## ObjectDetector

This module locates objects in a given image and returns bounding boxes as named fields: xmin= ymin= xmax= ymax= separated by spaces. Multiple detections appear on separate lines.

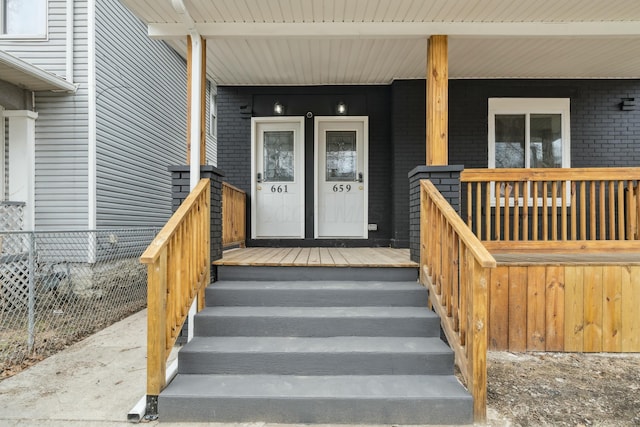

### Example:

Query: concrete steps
xmin=207 ymin=280 xmax=428 ymax=307
xmin=193 ymin=306 xmax=440 ymax=337
xmin=159 ymin=266 xmax=472 ymax=424
xmin=177 ymin=336 xmax=453 ymax=375
xmin=160 ymin=374 xmax=472 ymax=424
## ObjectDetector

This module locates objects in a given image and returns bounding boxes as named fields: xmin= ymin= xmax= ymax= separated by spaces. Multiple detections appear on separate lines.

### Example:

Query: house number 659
xmin=270 ymin=185 xmax=288 ymax=193
xmin=332 ymin=184 xmax=352 ymax=192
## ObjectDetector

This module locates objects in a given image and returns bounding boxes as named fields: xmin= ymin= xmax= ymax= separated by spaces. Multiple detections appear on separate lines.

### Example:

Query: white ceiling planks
xmin=119 ymin=0 xmax=640 ymax=84
xmin=132 ymin=0 xmax=640 ymax=24
xmin=449 ymin=37 xmax=640 ymax=79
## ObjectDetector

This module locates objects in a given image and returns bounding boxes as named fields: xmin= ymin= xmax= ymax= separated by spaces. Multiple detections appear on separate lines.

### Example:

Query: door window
xmin=325 ymin=131 xmax=356 ymax=182
xmin=263 ymin=131 xmax=294 ymax=182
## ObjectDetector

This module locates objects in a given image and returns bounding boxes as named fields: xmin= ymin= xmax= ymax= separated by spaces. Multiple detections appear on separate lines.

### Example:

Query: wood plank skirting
xmin=213 ymin=247 xmax=417 ymax=268
xmin=487 ymin=253 xmax=640 ymax=353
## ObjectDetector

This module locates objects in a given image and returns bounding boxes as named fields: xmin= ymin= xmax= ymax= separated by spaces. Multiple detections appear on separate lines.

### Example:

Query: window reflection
xmin=263 ymin=131 xmax=294 ymax=182
xmin=326 ymin=131 xmax=356 ymax=182
xmin=530 ymin=114 xmax=562 ymax=168
xmin=495 ymin=115 xmax=525 ymax=168
xmin=4 ymin=0 xmax=46 ymax=35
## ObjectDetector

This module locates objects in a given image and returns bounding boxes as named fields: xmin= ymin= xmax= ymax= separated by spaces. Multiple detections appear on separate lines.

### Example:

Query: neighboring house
xmin=0 ymin=0 xmax=217 ymax=232
xmin=120 ymin=0 xmax=640 ymax=249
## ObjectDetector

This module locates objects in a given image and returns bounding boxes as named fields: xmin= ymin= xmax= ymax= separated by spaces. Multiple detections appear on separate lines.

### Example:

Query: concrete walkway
xmin=0 ymin=309 xmax=468 ymax=427
xmin=0 ymin=310 xmax=148 ymax=426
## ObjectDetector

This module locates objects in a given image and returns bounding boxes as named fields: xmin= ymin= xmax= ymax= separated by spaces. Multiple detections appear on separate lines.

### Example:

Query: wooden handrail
xmin=420 ymin=179 xmax=496 ymax=422
xmin=461 ymin=168 xmax=640 ymax=242
xmin=140 ymin=178 xmax=211 ymax=401
xmin=222 ymin=182 xmax=246 ymax=248
xmin=461 ymin=167 xmax=640 ymax=182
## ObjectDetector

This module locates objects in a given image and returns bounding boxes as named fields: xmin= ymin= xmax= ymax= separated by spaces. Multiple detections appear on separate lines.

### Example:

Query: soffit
xmin=0 ymin=51 xmax=76 ymax=92
xmin=120 ymin=0 xmax=640 ymax=84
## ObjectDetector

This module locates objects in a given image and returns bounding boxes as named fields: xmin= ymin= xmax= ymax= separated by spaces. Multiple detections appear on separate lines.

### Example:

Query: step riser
xmin=159 ymin=396 xmax=473 ymax=424
xmin=207 ymin=288 xmax=428 ymax=307
xmin=178 ymin=352 xmax=452 ymax=375
xmin=194 ymin=317 xmax=440 ymax=337
xmin=216 ymin=265 xmax=418 ymax=282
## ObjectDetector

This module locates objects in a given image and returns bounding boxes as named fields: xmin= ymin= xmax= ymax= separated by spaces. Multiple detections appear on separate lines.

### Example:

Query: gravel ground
xmin=485 ymin=351 xmax=640 ymax=426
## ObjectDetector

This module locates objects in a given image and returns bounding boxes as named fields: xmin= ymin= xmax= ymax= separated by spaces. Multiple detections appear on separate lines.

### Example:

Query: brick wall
xmin=449 ymin=79 xmax=640 ymax=168
xmin=391 ymin=80 xmax=426 ymax=248
xmin=217 ymin=79 xmax=640 ymax=249
xmin=169 ymin=165 xmax=224 ymax=263
xmin=408 ymin=166 xmax=463 ymax=263
xmin=217 ymin=86 xmax=392 ymax=246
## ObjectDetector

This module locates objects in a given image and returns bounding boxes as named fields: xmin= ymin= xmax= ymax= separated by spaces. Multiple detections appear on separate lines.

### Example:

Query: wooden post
xmin=186 ymin=35 xmax=207 ymax=165
xmin=147 ymin=250 xmax=167 ymax=397
xmin=471 ymin=259 xmax=488 ymax=422
xmin=426 ymin=35 xmax=449 ymax=166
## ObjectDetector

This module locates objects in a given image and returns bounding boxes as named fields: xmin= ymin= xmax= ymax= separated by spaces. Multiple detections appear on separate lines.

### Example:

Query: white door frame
xmin=314 ymin=116 xmax=369 ymax=239
xmin=251 ymin=116 xmax=305 ymax=239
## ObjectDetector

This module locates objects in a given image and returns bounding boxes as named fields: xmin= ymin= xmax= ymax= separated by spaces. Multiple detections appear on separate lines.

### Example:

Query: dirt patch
xmin=485 ymin=351 xmax=640 ymax=426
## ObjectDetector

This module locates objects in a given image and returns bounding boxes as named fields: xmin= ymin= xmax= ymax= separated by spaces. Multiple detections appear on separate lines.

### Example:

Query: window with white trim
xmin=1 ymin=0 xmax=46 ymax=37
xmin=488 ymin=98 xmax=571 ymax=205
xmin=209 ymin=86 xmax=217 ymax=139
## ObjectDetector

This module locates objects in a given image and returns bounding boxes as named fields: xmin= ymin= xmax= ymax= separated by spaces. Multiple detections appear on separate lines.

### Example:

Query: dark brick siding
xmin=218 ymin=79 xmax=640 ymax=248
xmin=449 ymin=79 xmax=640 ymax=168
xmin=169 ymin=165 xmax=224 ymax=262
xmin=218 ymin=86 xmax=392 ymax=246
xmin=391 ymin=80 xmax=426 ymax=247
xmin=408 ymin=166 xmax=463 ymax=263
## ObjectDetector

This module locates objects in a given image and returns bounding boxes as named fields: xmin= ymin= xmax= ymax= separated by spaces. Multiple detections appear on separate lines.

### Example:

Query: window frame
xmin=209 ymin=84 xmax=217 ymax=139
xmin=488 ymin=98 xmax=571 ymax=207
xmin=0 ymin=0 xmax=48 ymax=39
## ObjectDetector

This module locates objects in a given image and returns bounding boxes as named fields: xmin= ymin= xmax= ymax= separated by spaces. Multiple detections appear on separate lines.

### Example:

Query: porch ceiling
xmin=120 ymin=0 xmax=640 ymax=84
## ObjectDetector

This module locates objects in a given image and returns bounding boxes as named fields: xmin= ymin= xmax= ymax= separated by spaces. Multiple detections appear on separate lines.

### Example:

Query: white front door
xmin=315 ymin=117 xmax=368 ymax=238
xmin=251 ymin=117 xmax=305 ymax=239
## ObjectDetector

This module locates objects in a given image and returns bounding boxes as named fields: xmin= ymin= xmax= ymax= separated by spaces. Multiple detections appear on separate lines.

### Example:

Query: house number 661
xmin=270 ymin=185 xmax=288 ymax=193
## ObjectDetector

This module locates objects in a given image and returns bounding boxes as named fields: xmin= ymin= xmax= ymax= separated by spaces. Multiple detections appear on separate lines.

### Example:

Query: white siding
xmin=95 ymin=0 xmax=188 ymax=227
xmin=0 ymin=0 xmax=69 ymax=78
xmin=34 ymin=0 xmax=90 ymax=230
xmin=0 ymin=0 xmax=88 ymax=230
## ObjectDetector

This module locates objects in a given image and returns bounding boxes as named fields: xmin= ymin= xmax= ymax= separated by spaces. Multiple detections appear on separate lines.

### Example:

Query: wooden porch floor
xmin=213 ymin=247 xmax=417 ymax=268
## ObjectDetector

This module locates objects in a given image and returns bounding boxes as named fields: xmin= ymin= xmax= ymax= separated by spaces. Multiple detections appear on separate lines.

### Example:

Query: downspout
xmin=87 ymin=0 xmax=96 ymax=233
xmin=172 ymin=0 xmax=202 ymax=191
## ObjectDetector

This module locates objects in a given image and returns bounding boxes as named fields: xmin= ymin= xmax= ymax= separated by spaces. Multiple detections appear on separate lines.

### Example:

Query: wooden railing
xmin=420 ymin=180 xmax=496 ymax=422
xmin=222 ymin=182 xmax=246 ymax=248
xmin=140 ymin=178 xmax=211 ymax=401
xmin=461 ymin=168 xmax=640 ymax=244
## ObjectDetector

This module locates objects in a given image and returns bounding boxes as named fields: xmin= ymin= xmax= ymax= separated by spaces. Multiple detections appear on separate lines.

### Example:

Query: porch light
xmin=273 ymin=101 xmax=285 ymax=115
xmin=336 ymin=101 xmax=347 ymax=115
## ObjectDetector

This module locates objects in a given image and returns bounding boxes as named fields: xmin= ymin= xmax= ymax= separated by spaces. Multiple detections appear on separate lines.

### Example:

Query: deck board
xmin=213 ymin=247 xmax=416 ymax=268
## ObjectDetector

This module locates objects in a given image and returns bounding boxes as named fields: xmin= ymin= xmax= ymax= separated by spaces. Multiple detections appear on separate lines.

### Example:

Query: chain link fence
xmin=0 ymin=228 xmax=158 ymax=379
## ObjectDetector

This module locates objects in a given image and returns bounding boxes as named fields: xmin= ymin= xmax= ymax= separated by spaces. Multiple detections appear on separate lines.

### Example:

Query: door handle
xmin=358 ymin=172 xmax=363 ymax=183
xmin=257 ymin=172 xmax=263 ymax=183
